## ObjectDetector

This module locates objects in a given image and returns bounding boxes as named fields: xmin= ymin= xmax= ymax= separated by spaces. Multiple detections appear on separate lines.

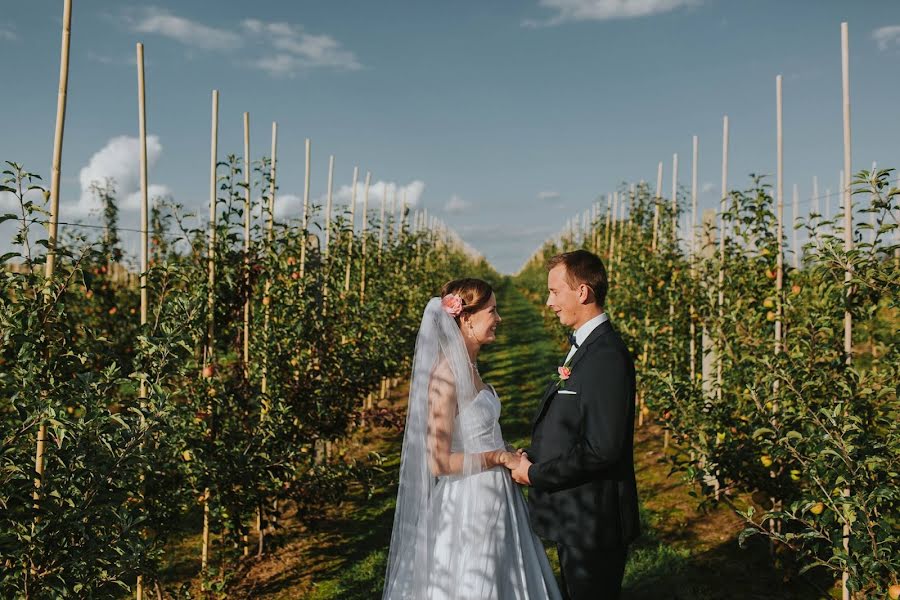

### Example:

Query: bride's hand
xmin=498 ymin=451 xmax=520 ymax=470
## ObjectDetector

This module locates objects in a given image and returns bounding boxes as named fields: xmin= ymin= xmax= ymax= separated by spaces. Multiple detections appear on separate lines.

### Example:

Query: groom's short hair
xmin=547 ymin=250 xmax=608 ymax=307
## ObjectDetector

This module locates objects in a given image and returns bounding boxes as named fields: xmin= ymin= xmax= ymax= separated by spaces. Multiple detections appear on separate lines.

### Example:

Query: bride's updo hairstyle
xmin=439 ymin=278 xmax=493 ymax=326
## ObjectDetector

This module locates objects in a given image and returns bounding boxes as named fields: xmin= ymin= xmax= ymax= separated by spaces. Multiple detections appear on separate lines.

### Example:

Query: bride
xmin=382 ymin=278 xmax=561 ymax=599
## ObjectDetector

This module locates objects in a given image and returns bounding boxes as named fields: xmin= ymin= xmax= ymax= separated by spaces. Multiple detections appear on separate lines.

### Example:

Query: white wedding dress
xmin=426 ymin=385 xmax=561 ymax=600
xmin=382 ymin=297 xmax=561 ymax=600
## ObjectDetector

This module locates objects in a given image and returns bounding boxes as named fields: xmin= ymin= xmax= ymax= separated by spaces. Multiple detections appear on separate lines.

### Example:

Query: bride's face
xmin=462 ymin=292 xmax=501 ymax=345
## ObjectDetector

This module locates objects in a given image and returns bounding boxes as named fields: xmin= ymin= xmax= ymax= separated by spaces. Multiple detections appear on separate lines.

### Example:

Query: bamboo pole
xmin=242 ymin=113 xmax=251 ymax=380
xmin=840 ymin=22 xmax=852 ymax=600
xmin=137 ymin=44 xmax=149 ymax=395
xmin=665 ymin=153 xmax=678 ymax=451
xmin=400 ymin=190 xmax=407 ymax=240
xmin=360 ymin=172 xmax=371 ymax=300
xmin=603 ymin=193 xmax=612 ymax=257
xmin=388 ymin=187 xmax=397 ymax=245
xmin=775 ymin=75 xmax=784 ymax=357
xmin=34 ymin=0 xmax=72 ymax=527
xmin=257 ymin=120 xmax=276 ymax=558
xmin=241 ymin=112 xmax=252 ymax=557
xmin=344 ymin=167 xmax=358 ymax=294
xmin=792 ymin=183 xmax=800 ymax=268
xmin=324 ymin=156 xmax=335 ymax=255
xmin=201 ymin=89 xmax=219 ymax=574
xmin=378 ymin=183 xmax=386 ymax=259
xmin=322 ymin=155 xmax=335 ymax=316
xmin=671 ymin=153 xmax=678 ymax=240
xmin=608 ymin=192 xmax=618 ymax=280
xmin=812 ymin=176 xmax=820 ymax=217
xmin=717 ymin=116 xmax=729 ymax=403
xmin=261 ymin=122 xmax=277 ymax=397
xmin=299 ymin=138 xmax=311 ymax=278
xmin=135 ymin=41 xmax=150 ymax=600
xmin=652 ymin=162 xmax=662 ymax=252
xmin=617 ymin=194 xmax=625 ymax=269
xmin=689 ymin=135 xmax=698 ymax=384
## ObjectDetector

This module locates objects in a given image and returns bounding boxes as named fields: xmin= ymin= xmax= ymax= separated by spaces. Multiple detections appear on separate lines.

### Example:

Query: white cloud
xmin=0 ymin=188 xmax=42 ymax=212
xmin=329 ymin=179 xmax=425 ymax=210
xmin=74 ymin=135 xmax=170 ymax=217
xmin=117 ymin=8 xmax=361 ymax=77
xmin=537 ymin=190 xmax=561 ymax=200
xmin=444 ymin=195 xmax=471 ymax=214
xmin=0 ymin=25 xmax=17 ymax=42
xmin=273 ymin=193 xmax=304 ymax=220
xmin=873 ymin=25 xmax=900 ymax=51
xmin=700 ymin=181 xmax=716 ymax=194
xmin=125 ymin=7 xmax=242 ymax=50
xmin=242 ymin=19 xmax=361 ymax=76
xmin=525 ymin=0 xmax=700 ymax=27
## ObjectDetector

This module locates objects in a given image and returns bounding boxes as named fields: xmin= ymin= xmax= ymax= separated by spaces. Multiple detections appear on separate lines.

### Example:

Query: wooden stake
xmin=689 ymin=135 xmax=698 ymax=384
xmin=665 ymin=152 xmax=678 ymax=452
xmin=299 ymin=138 xmax=311 ymax=278
xmin=35 ymin=0 xmax=72 ymax=525
xmin=344 ymin=167 xmax=358 ymax=294
xmin=775 ymin=76 xmax=784 ymax=357
xmin=323 ymin=156 xmax=335 ymax=256
xmin=717 ymin=116 xmax=729 ymax=402
xmin=608 ymin=192 xmax=618 ymax=279
xmin=840 ymin=23 xmax=853 ymax=600
xmin=137 ymin=43 xmax=149 ymax=395
xmin=360 ymin=172 xmax=371 ymax=300
xmin=812 ymin=176 xmax=820 ymax=218
xmin=388 ymin=187 xmax=396 ymax=245
xmin=378 ymin=183 xmax=386 ymax=259
xmin=652 ymin=162 xmax=662 ymax=252
xmin=261 ymin=122 xmax=277 ymax=397
xmin=268 ymin=122 xmax=277 ymax=245
xmin=242 ymin=113 xmax=251 ymax=381
xmin=792 ymin=183 xmax=800 ymax=268
xmin=605 ymin=193 xmax=612 ymax=258
xmin=671 ymin=153 xmax=678 ymax=240
xmin=201 ymin=89 xmax=219 ymax=574
xmin=135 ymin=40 xmax=149 ymax=600
xmin=241 ymin=112 xmax=252 ymax=557
xmin=321 ymin=155 xmax=334 ymax=314
xmin=257 ymin=120 xmax=276 ymax=557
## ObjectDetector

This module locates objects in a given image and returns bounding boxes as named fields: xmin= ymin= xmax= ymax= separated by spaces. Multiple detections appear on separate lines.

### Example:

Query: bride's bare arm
xmin=427 ymin=359 xmax=517 ymax=476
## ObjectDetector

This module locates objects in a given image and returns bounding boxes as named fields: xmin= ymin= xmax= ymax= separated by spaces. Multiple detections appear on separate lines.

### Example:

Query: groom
xmin=511 ymin=249 xmax=640 ymax=600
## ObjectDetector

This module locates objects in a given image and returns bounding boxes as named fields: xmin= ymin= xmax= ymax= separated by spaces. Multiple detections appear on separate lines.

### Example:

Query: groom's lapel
xmin=531 ymin=320 xmax=613 ymax=428
xmin=531 ymin=381 xmax=558 ymax=429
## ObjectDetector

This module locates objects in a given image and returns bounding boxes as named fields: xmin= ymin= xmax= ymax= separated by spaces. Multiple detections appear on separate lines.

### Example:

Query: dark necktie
xmin=567 ymin=333 xmax=579 ymax=348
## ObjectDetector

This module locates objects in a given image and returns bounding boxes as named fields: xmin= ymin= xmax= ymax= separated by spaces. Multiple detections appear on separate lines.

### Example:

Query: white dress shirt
xmin=564 ymin=312 xmax=609 ymax=364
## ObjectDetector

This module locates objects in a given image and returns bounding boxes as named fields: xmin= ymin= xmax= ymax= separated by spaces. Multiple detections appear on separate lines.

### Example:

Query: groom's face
xmin=546 ymin=265 xmax=579 ymax=328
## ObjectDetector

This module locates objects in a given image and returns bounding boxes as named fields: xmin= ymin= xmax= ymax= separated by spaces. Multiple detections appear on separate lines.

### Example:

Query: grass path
xmin=219 ymin=279 xmax=829 ymax=599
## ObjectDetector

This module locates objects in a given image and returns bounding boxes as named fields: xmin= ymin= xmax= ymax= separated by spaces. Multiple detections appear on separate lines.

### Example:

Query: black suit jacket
xmin=526 ymin=319 xmax=640 ymax=551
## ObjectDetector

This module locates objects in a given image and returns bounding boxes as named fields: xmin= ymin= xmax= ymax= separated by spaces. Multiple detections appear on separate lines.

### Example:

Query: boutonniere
xmin=551 ymin=361 xmax=572 ymax=389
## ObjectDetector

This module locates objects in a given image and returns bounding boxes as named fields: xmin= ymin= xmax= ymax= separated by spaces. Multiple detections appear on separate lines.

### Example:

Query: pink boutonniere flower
xmin=551 ymin=361 xmax=573 ymax=389
xmin=441 ymin=294 xmax=464 ymax=318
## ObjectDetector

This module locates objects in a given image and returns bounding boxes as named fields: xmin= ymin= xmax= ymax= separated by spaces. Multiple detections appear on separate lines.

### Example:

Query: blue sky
xmin=2 ymin=0 xmax=899 ymax=273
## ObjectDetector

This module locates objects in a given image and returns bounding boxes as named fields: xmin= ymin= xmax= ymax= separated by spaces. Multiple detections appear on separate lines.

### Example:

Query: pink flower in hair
xmin=441 ymin=294 xmax=464 ymax=318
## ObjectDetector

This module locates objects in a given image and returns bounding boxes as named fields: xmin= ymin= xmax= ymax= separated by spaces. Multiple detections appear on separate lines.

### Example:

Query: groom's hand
xmin=511 ymin=455 xmax=533 ymax=486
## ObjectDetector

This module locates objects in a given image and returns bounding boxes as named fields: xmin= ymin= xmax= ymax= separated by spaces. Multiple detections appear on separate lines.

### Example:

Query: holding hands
xmin=498 ymin=447 xmax=532 ymax=486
